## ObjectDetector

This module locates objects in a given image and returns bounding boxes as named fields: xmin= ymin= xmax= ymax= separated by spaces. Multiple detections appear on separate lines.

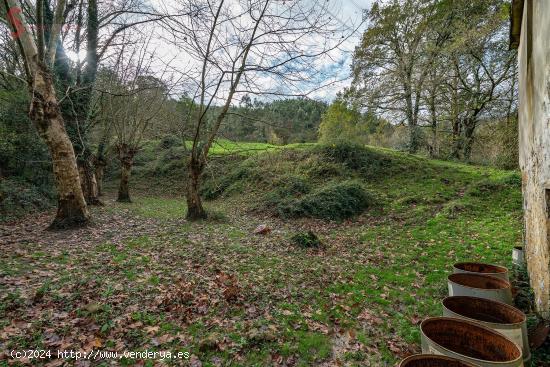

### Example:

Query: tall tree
xmin=1 ymin=0 xmax=90 ymax=228
xmin=352 ymin=0 xmax=439 ymax=153
xmin=166 ymin=0 xmax=351 ymax=220
xmin=445 ymin=1 xmax=515 ymax=160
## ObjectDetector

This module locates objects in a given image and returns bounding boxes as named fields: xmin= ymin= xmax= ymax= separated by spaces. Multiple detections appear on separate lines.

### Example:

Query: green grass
xmin=2 ymin=142 xmax=543 ymax=366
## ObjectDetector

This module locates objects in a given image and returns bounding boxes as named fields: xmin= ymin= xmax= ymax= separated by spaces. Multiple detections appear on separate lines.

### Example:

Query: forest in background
xmin=0 ymin=0 xmax=518 ymax=221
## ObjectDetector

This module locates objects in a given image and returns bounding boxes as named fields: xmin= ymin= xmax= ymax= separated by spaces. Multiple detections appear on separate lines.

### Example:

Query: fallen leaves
xmin=357 ymin=309 xmax=383 ymax=326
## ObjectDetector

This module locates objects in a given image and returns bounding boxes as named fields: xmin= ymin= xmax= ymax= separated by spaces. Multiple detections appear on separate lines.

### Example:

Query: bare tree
xmin=96 ymin=38 xmax=169 ymax=202
xmin=165 ymin=0 xmax=352 ymax=219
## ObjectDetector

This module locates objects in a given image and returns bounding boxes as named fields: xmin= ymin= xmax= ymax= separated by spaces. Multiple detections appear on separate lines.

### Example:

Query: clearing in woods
xmin=1 ymin=143 xmax=532 ymax=366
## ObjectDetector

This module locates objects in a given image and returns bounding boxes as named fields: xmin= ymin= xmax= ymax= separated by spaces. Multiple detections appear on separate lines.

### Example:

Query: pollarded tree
xmin=96 ymin=40 xmax=169 ymax=202
xmin=1 ymin=0 xmax=90 ymax=228
xmin=165 ymin=0 xmax=353 ymax=220
xmin=53 ymin=0 xmax=166 ymax=205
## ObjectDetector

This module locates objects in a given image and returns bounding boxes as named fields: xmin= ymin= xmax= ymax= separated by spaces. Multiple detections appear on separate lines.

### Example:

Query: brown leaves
xmin=157 ymin=280 xmax=197 ymax=320
xmin=357 ymin=309 xmax=383 ymax=326
xmin=215 ymin=271 xmax=242 ymax=303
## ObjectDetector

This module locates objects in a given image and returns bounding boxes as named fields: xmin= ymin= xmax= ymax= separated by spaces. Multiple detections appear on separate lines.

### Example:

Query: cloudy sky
xmin=308 ymin=0 xmax=371 ymax=101
xmin=75 ymin=0 xmax=374 ymax=103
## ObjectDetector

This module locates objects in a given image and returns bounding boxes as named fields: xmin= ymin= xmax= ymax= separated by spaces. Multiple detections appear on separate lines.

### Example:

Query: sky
xmin=309 ymin=0 xmax=372 ymax=101
xmin=148 ymin=0 xmax=373 ymax=103
xmin=65 ymin=0 xmax=372 ymax=103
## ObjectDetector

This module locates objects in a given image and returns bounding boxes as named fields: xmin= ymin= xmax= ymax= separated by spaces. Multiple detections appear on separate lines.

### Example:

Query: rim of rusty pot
xmin=453 ymin=262 xmax=508 ymax=276
xmin=399 ymin=354 xmax=477 ymax=366
xmin=420 ymin=317 xmax=522 ymax=364
xmin=447 ymin=273 xmax=511 ymax=290
xmin=442 ymin=296 xmax=526 ymax=326
xmin=513 ymin=246 xmax=523 ymax=250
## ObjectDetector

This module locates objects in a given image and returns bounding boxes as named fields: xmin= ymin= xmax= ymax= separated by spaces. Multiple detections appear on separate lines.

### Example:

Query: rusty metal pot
xmin=512 ymin=247 xmax=525 ymax=266
xmin=399 ymin=354 xmax=477 ymax=366
xmin=453 ymin=262 xmax=509 ymax=281
xmin=447 ymin=273 xmax=513 ymax=305
xmin=442 ymin=296 xmax=530 ymax=363
xmin=420 ymin=317 xmax=523 ymax=367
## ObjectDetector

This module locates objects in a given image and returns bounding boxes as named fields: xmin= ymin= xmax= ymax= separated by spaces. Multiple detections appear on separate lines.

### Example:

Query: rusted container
xmin=398 ymin=354 xmax=477 ymax=366
xmin=447 ymin=273 xmax=513 ymax=305
xmin=512 ymin=247 xmax=525 ymax=266
xmin=442 ymin=296 xmax=530 ymax=363
xmin=453 ymin=262 xmax=509 ymax=281
xmin=420 ymin=317 xmax=523 ymax=367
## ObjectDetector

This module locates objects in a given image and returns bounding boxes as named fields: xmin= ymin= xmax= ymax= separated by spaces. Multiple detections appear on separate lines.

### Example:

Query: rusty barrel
xmin=399 ymin=354 xmax=477 ymax=366
xmin=420 ymin=317 xmax=523 ymax=367
xmin=453 ymin=262 xmax=509 ymax=281
xmin=512 ymin=247 xmax=525 ymax=266
xmin=442 ymin=296 xmax=530 ymax=364
xmin=447 ymin=273 xmax=513 ymax=304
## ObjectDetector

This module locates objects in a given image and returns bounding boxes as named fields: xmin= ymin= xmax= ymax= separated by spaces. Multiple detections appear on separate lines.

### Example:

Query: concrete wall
xmin=518 ymin=0 xmax=550 ymax=313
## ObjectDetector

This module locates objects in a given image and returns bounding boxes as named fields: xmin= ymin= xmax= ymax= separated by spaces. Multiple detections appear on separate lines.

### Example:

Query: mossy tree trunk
xmin=462 ymin=118 xmax=476 ymax=161
xmin=185 ymin=156 xmax=207 ymax=220
xmin=94 ymin=158 xmax=106 ymax=196
xmin=4 ymin=0 xmax=89 ymax=229
xmin=117 ymin=144 xmax=136 ymax=203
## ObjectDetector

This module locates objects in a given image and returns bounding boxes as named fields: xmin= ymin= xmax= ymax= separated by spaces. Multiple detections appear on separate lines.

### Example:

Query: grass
xmin=2 ymin=142 xmax=545 ymax=366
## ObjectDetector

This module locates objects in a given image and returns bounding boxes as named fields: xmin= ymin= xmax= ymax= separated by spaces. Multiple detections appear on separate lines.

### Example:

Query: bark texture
xmin=117 ymin=144 xmax=136 ymax=203
xmin=30 ymin=64 xmax=89 ymax=229
xmin=186 ymin=157 xmax=207 ymax=220
xmin=78 ymin=159 xmax=102 ymax=205
xmin=94 ymin=157 xmax=106 ymax=196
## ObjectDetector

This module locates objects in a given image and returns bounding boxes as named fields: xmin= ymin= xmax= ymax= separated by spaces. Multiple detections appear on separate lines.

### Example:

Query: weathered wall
xmin=518 ymin=0 xmax=550 ymax=313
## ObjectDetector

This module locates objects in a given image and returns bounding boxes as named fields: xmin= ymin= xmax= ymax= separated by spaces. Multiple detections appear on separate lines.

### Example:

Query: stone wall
xmin=518 ymin=0 xmax=550 ymax=313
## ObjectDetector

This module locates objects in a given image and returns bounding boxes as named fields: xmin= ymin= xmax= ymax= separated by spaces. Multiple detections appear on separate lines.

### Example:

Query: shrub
xmin=0 ymin=178 xmax=55 ymax=222
xmin=201 ymin=166 xmax=254 ymax=200
xmin=272 ymin=175 xmax=310 ymax=197
xmin=301 ymin=156 xmax=346 ymax=178
xmin=159 ymin=135 xmax=181 ymax=149
xmin=291 ymin=231 xmax=322 ymax=249
xmin=278 ymin=180 xmax=377 ymax=220
xmin=317 ymin=143 xmax=396 ymax=178
xmin=152 ymin=147 xmax=188 ymax=175
xmin=263 ymin=175 xmax=311 ymax=209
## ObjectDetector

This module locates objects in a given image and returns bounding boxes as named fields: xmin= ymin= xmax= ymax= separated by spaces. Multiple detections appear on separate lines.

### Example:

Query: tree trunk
xmin=186 ymin=157 xmax=207 ymax=220
xmin=428 ymin=94 xmax=438 ymax=158
xmin=408 ymin=124 xmax=420 ymax=153
xmin=451 ymin=117 xmax=462 ymax=159
xmin=29 ymin=66 xmax=89 ymax=229
xmin=117 ymin=144 xmax=135 ymax=203
xmin=462 ymin=119 xmax=476 ymax=161
xmin=78 ymin=158 xmax=102 ymax=205
xmin=118 ymin=161 xmax=132 ymax=202
xmin=95 ymin=158 xmax=106 ymax=196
